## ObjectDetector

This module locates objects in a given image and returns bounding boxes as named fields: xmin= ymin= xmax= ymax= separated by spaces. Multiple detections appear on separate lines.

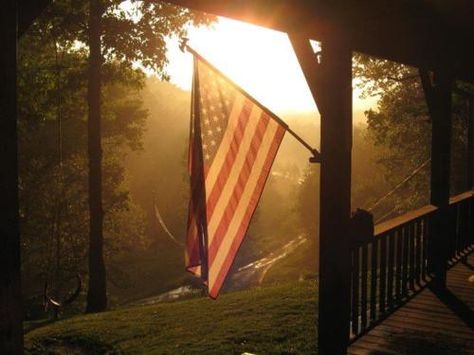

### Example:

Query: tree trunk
xmin=0 ymin=0 xmax=24 ymax=353
xmin=86 ymin=0 xmax=107 ymax=313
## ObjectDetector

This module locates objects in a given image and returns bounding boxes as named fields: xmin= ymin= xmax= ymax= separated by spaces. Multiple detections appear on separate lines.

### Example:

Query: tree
xmin=86 ymin=0 xmax=212 ymax=312
xmin=353 ymin=54 xmax=473 ymax=217
xmin=86 ymin=0 xmax=106 ymax=313
xmin=23 ymin=0 xmax=214 ymax=313
xmin=0 ymin=1 xmax=22 ymax=353
xmin=18 ymin=17 xmax=149 ymax=316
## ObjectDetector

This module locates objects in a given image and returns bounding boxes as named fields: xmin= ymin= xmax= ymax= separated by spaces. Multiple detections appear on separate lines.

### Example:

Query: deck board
xmin=348 ymin=254 xmax=474 ymax=355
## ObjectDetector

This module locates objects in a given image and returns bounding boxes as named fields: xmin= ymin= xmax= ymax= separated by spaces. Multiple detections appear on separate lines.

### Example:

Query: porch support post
xmin=290 ymin=35 xmax=353 ymax=355
xmin=0 ymin=1 xmax=24 ymax=353
xmin=420 ymin=70 xmax=453 ymax=289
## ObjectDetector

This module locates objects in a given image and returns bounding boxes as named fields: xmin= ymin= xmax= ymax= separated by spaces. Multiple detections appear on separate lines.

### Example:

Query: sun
xmin=166 ymin=18 xmax=316 ymax=116
xmin=165 ymin=17 xmax=376 ymax=122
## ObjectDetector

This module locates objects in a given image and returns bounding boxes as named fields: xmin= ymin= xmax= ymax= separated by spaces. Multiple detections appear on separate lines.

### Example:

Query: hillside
xmin=111 ymin=78 xmax=384 ymax=305
xmin=114 ymin=79 xmax=322 ymax=304
xmin=25 ymin=281 xmax=318 ymax=354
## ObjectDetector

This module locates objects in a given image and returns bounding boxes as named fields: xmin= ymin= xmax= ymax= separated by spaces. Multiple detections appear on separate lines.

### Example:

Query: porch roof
xmin=20 ymin=1 xmax=474 ymax=82
xmin=162 ymin=0 xmax=474 ymax=82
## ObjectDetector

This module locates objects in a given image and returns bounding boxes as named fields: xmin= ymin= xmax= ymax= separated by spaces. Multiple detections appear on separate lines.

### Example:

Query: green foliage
xmin=18 ymin=10 xmax=138 ymax=315
xmin=25 ymin=281 xmax=318 ymax=354
xmin=39 ymin=0 xmax=214 ymax=76
xmin=351 ymin=125 xmax=391 ymax=214
xmin=19 ymin=0 xmax=215 ymax=315
xmin=353 ymin=54 xmax=472 ymax=218
xmin=102 ymin=1 xmax=213 ymax=75
xmin=297 ymin=164 xmax=319 ymax=236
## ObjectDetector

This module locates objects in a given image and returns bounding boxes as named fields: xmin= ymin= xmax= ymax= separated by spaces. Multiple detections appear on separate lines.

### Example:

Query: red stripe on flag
xmin=205 ymin=100 xmax=252 ymax=217
xmin=186 ymin=99 xmax=250 ymax=269
xmin=186 ymin=54 xmax=291 ymax=298
xmin=207 ymin=113 xmax=270 ymax=263
xmin=208 ymin=125 xmax=285 ymax=298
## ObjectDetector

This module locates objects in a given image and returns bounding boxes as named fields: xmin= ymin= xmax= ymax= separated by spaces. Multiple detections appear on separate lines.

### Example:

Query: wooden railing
xmin=349 ymin=191 xmax=474 ymax=341
xmin=447 ymin=191 xmax=474 ymax=264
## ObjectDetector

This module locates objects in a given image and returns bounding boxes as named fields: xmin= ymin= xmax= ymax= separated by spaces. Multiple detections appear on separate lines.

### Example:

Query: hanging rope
xmin=367 ymin=158 xmax=431 ymax=212
xmin=153 ymin=196 xmax=184 ymax=247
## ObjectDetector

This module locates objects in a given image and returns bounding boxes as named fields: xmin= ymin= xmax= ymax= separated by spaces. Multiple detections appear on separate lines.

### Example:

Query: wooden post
xmin=290 ymin=35 xmax=352 ymax=355
xmin=420 ymin=70 xmax=453 ymax=289
xmin=0 ymin=0 xmax=24 ymax=353
xmin=467 ymin=98 xmax=474 ymax=190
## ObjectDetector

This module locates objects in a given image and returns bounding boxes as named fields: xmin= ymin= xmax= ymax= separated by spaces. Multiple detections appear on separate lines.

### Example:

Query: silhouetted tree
xmin=18 ymin=22 xmax=148 ymax=317
xmin=86 ymin=0 xmax=106 ymax=313
xmin=20 ymin=0 xmax=214 ymax=313
xmin=353 ymin=55 xmax=473 ymax=216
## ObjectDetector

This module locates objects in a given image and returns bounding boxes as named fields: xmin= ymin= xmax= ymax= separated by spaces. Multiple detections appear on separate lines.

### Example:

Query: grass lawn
xmin=25 ymin=281 xmax=318 ymax=354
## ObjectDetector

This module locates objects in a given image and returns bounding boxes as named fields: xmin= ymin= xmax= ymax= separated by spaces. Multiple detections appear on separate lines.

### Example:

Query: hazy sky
xmin=165 ymin=17 xmax=377 ymax=122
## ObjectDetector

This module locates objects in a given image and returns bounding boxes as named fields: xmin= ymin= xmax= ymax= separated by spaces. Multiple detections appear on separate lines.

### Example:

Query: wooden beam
xmin=291 ymin=35 xmax=352 ymax=354
xmin=0 ymin=1 xmax=24 ymax=353
xmin=15 ymin=1 xmax=474 ymax=81
xmin=18 ymin=0 xmax=51 ymax=37
xmin=288 ymin=34 xmax=325 ymax=116
xmin=420 ymin=69 xmax=453 ymax=289
xmin=164 ymin=0 xmax=474 ymax=82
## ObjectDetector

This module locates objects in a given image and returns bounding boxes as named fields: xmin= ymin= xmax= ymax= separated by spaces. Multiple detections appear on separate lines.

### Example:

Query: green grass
xmin=25 ymin=281 xmax=318 ymax=354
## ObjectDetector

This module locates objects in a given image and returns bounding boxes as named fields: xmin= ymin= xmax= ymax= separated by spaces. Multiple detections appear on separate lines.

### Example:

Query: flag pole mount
xmin=179 ymin=39 xmax=321 ymax=164
xmin=309 ymin=150 xmax=321 ymax=163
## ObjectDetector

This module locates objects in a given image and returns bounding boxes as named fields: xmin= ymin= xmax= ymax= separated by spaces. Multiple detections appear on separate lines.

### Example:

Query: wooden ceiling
xmin=18 ymin=0 xmax=474 ymax=82
xmin=18 ymin=0 xmax=51 ymax=37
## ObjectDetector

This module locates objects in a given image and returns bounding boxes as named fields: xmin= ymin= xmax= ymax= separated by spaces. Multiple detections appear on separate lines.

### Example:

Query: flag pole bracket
xmin=309 ymin=150 xmax=321 ymax=163
xmin=182 ymin=39 xmax=322 ymax=165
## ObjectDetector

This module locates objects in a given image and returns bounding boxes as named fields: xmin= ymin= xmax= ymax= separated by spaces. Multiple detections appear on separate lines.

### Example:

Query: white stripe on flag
xmin=207 ymin=105 xmax=263 ymax=242
xmin=208 ymin=120 xmax=281 ymax=293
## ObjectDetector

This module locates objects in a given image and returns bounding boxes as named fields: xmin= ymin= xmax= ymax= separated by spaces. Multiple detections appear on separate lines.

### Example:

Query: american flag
xmin=185 ymin=50 xmax=286 ymax=299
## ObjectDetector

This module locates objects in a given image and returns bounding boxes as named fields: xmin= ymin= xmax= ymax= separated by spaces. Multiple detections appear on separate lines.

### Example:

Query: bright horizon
xmin=165 ymin=17 xmax=378 ymax=122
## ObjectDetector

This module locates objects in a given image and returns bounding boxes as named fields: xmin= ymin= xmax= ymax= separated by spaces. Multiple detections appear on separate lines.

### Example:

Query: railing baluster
xmin=455 ymin=204 xmax=461 ymax=258
xmin=421 ymin=216 xmax=427 ymax=281
xmin=395 ymin=228 xmax=403 ymax=301
xmin=361 ymin=243 xmax=368 ymax=331
xmin=370 ymin=240 xmax=377 ymax=323
xmin=457 ymin=203 xmax=463 ymax=255
xmin=460 ymin=201 xmax=469 ymax=253
xmin=464 ymin=200 xmax=470 ymax=250
xmin=470 ymin=199 xmax=474 ymax=248
xmin=349 ymin=193 xmax=473 ymax=342
xmin=379 ymin=237 xmax=387 ymax=314
xmin=387 ymin=232 xmax=395 ymax=309
xmin=351 ymin=246 xmax=360 ymax=335
xmin=402 ymin=225 xmax=409 ymax=298
xmin=351 ymin=193 xmax=474 ymax=344
xmin=415 ymin=218 xmax=422 ymax=285
xmin=409 ymin=222 xmax=416 ymax=291
xmin=449 ymin=205 xmax=457 ymax=262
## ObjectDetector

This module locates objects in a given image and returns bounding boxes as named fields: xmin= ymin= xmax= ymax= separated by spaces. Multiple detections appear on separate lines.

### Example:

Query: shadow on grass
xmin=25 ymin=335 xmax=120 ymax=355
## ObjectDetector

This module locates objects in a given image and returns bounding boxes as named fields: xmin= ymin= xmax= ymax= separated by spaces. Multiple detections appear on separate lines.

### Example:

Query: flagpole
xmin=181 ymin=41 xmax=321 ymax=163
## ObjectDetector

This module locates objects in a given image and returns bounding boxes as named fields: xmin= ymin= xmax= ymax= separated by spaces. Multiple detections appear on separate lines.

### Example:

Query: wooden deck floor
xmin=348 ymin=253 xmax=474 ymax=355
